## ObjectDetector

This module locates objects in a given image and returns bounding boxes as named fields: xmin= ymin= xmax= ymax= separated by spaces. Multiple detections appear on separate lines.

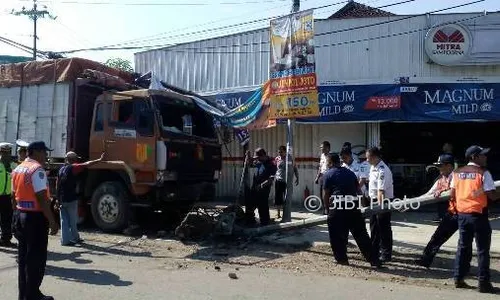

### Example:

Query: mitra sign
xmin=424 ymin=23 xmax=472 ymax=66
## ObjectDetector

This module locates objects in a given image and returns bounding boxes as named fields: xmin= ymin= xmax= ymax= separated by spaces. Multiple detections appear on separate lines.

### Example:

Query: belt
xmin=17 ymin=200 xmax=41 ymax=212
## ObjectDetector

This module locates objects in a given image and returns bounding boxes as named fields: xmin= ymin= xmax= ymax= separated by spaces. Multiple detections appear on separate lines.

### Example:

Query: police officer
xmin=0 ymin=142 xmax=18 ymax=247
xmin=12 ymin=141 xmax=59 ymax=300
xmin=366 ymin=147 xmax=394 ymax=262
xmin=16 ymin=140 xmax=29 ymax=163
xmin=416 ymin=154 xmax=457 ymax=268
xmin=323 ymin=153 xmax=381 ymax=268
xmin=451 ymin=145 xmax=497 ymax=294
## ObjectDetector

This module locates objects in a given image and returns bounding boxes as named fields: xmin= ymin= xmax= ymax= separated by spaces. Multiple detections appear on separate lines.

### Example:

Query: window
xmin=94 ymin=103 xmax=104 ymax=131
xmin=117 ymin=101 xmax=134 ymax=126
xmin=157 ymin=101 xmax=216 ymax=139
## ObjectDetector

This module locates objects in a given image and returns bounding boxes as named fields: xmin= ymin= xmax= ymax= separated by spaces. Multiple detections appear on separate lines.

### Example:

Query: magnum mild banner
xmin=269 ymin=9 xmax=320 ymax=119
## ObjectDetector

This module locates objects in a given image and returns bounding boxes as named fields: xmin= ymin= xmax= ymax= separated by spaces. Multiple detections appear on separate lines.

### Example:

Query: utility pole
xmin=282 ymin=0 xmax=300 ymax=223
xmin=11 ymin=0 xmax=56 ymax=60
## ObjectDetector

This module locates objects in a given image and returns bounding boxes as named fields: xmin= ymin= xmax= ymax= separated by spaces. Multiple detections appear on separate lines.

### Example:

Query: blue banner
xmin=401 ymin=83 xmax=500 ymax=121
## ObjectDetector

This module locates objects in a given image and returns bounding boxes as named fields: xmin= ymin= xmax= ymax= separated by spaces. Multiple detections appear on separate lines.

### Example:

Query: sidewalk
xmin=260 ymin=210 xmax=500 ymax=254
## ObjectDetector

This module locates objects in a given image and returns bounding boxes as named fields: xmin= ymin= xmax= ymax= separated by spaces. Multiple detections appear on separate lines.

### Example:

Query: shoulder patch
xmin=379 ymin=165 xmax=385 ymax=169
xmin=38 ymin=171 xmax=45 ymax=180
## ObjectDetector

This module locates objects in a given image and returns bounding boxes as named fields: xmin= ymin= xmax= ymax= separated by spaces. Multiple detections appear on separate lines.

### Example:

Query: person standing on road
xmin=57 ymin=151 xmax=104 ymax=246
xmin=340 ymin=147 xmax=369 ymax=199
xmin=315 ymin=141 xmax=330 ymax=202
xmin=323 ymin=153 xmax=381 ymax=268
xmin=274 ymin=146 xmax=299 ymax=220
xmin=366 ymin=147 xmax=394 ymax=263
xmin=245 ymin=148 xmax=277 ymax=227
xmin=416 ymin=154 xmax=457 ymax=268
xmin=451 ymin=145 xmax=498 ymax=294
xmin=16 ymin=140 xmax=29 ymax=163
xmin=0 ymin=143 xmax=18 ymax=247
xmin=434 ymin=142 xmax=456 ymax=222
xmin=12 ymin=141 xmax=59 ymax=300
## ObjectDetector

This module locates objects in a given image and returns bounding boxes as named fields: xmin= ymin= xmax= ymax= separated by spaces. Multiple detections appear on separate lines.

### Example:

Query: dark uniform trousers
xmin=421 ymin=212 xmax=459 ymax=265
xmin=13 ymin=210 xmax=49 ymax=300
xmin=0 ymin=194 xmax=13 ymax=241
xmin=454 ymin=213 xmax=491 ymax=283
xmin=245 ymin=187 xmax=271 ymax=226
xmin=327 ymin=207 xmax=378 ymax=264
xmin=370 ymin=199 xmax=393 ymax=259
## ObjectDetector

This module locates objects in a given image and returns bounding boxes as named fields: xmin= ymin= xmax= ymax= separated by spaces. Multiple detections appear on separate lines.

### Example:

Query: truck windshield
xmin=156 ymin=100 xmax=217 ymax=139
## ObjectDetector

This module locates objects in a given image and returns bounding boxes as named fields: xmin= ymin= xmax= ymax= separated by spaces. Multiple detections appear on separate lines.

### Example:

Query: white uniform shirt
xmin=368 ymin=160 xmax=394 ymax=199
xmin=319 ymin=153 xmax=328 ymax=175
xmin=426 ymin=173 xmax=453 ymax=196
xmin=11 ymin=158 xmax=48 ymax=194
xmin=342 ymin=159 xmax=369 ymax=195
xmin=450 ymin=162 xmax=496 ymax=192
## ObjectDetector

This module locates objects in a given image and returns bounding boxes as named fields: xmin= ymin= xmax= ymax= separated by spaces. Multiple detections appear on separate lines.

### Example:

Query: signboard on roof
xmin=424 ymin=23 xmax=472 ymax=66
xmin=269 ymin=10 xmax=320 ymax=119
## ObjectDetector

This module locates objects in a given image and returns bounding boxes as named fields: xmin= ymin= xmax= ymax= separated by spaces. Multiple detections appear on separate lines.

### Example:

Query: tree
xmin=104 ymin=58 xmax=134 ymax=73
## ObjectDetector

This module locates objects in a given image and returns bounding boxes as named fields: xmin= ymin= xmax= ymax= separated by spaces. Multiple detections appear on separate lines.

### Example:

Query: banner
xmin=269 ymin=10 xmax=320 ymax=119
xmin=401 ymin=83 xmax=500 ymax=121
xmin=296 ymin=84 xmax=402 ymax=122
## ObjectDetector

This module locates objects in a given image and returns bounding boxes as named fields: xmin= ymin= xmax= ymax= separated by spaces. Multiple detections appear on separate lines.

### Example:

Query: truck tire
xmin=91 ymin=181 xmax=130 ymax=232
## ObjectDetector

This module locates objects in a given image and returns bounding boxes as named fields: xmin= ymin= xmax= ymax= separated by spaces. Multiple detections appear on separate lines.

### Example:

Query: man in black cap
xmin=323 ymin=153 xmax=381 ymax=268
xmin=416 ymin=154 xmax=457 ymax=268
xmin=451 ymin=145 xmax=497 ymax=294
xmin=12 ymin=141 xmax=59 ymax=300
xmin=244 ymin=148 xmax=277 ymax=226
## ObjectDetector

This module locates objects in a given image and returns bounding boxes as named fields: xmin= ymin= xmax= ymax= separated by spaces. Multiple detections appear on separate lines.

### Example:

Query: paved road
xmin=0 ymin=239 xmax=497 ymax=300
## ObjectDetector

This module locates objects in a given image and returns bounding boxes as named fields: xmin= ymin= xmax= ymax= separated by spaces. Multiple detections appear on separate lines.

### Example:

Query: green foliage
xmin=104 ymin=58 xmax=133 ymax=73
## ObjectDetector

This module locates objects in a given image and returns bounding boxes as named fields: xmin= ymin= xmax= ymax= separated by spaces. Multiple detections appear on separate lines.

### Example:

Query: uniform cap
xmin=16 ymin=140 xmax=29 ymax=148
xmin=433 ymin=154 xmax=455 ymax=166
xmin=465 ymin=145 xmax=490 ymax=159
xmin=253 ymin=147 xmax=266 ymax=158
xmin=27 ymin=141 xmax=53 ymax=152
xmin=65 ymin=151 xmax=81 ymax=159
xmin=0 ymin=142 xmax=13 ymax=151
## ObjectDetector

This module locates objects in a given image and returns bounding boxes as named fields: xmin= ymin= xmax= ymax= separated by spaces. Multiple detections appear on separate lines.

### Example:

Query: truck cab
xmin=84 ymin=88 xmax=222 ymax=231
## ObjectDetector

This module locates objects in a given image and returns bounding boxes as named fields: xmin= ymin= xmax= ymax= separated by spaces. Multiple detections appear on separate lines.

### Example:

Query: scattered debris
xmin=215 ymin=266 xmax=221 ymax=271
xmin=228 ymin=272 xmax=238 ymax=279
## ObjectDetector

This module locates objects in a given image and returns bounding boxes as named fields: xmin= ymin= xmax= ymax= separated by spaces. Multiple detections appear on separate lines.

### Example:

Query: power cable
xmin=18 ymin=0 xmax=293 ymax=6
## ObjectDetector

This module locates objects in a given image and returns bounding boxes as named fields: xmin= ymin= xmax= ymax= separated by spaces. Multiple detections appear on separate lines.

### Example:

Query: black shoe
xmin=455 ymin=280 xmax=472 ymax=289
xmin=0 ymin=240 xmax=17 ymax=248
xmin=41 ymin=295 xmax=55 ymax=300
xmin=370 ymin=261 xmax=384 ymax=269
xmin=478 ymin=282 xmax=497 ymax=294
xmin=74 ymin=238 xmax=84 ymax=244
xmin=336 ymin=260 xmax=349 ymax=266
xmin=62 ymin=242 xmax=76 ymax=247
xmin=415 ymin=258 xmax=431 ymax=269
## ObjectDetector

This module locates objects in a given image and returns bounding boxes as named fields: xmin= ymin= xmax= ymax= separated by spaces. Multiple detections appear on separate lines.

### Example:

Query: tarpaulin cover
xmin=0 ymin=57 xmax=134 ymax=88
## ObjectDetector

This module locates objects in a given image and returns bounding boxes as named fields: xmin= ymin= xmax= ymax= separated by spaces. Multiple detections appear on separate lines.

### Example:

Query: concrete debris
xmin=215 ymin=266 xmax=221 ymax=271
xmin=228 ymin=272 xmax=238 ymax=279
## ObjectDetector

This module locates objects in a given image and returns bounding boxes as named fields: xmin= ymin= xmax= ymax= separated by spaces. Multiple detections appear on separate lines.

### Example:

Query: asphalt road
xmin=0 ymin=237 xmax=498 ymax=300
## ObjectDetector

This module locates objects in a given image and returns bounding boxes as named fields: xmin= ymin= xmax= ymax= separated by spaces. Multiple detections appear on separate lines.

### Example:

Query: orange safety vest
xmin=452 ymin=165 xmax=488 ymax=214
xmin=11 ymin=159 xmax=49 ymax=212
xmin=435 ymin=175 xmax=456 ymax=213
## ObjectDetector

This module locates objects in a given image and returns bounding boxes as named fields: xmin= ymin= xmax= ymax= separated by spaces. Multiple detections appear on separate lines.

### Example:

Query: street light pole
xmin=282 ymin=0 xmax=300 ymax=223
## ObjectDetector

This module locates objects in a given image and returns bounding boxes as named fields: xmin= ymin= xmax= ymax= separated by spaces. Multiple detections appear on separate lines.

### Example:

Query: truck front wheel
xmin=91 ymin=181 xmax=130 ymax=232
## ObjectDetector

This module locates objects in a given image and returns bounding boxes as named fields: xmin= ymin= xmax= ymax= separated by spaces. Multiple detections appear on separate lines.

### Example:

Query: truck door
xmin=104 ymin=99 xmax=156 ymax=183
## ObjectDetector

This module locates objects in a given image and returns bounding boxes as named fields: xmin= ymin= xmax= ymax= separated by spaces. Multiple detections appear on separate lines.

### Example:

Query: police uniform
xmin=368 ymin=159 xmax=394 ymax=262
xmin=451 ymin=146 xmax=496 ymax=293
xmin=342 ymin=159 xmax=369 ymax=197
xmin=0 ymin=142 xmax=17 ymax=246
xmin=12 ymin=141 xmax=55 ymax=300
xmin=324 ymin=156 xmax=380 ymax=267
xmin=417 ymin=154 xmax=457 ymax=268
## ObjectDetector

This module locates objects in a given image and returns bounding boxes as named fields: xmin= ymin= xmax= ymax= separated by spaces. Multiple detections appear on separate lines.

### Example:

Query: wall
xmin=216 ymin=122 xmax=366 ymax=205
xmin=135 ymin=13 xmax=500 ymax=92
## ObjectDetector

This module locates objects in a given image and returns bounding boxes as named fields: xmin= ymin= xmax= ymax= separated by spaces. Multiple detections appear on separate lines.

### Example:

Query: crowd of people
xmin=243 ymin=141 xmax=498 ymax=294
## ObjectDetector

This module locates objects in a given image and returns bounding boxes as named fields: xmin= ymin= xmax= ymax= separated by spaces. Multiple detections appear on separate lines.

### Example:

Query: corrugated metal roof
xmin=328 ymin=1 xmax=396 ymax=19
xmin=135 ymin=13 xmax=500 ymax=93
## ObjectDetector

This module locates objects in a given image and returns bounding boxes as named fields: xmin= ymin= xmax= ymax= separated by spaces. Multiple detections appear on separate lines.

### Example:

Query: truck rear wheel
xmin=91 ymin=181 xmax=130 ymax=232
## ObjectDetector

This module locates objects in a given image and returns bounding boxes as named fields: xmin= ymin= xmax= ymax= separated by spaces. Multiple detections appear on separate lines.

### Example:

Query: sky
xmin=0 ymin=0 xmax=498 ymax=67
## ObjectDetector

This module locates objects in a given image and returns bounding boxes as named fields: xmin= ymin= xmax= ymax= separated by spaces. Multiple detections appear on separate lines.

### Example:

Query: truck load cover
xmin=0 ymin=58 xmax=133 ymax=158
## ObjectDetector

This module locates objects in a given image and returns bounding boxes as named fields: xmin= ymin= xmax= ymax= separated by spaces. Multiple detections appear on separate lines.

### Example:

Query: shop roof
xmin=328 ymin=0 xmax=396 ymax=19
xmin=0 ymin=57 xmax=134 ymax=88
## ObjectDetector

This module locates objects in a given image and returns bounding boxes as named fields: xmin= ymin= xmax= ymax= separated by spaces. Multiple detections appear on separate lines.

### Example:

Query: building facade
xmin=135 ymin=6 xmax=500 ymax=204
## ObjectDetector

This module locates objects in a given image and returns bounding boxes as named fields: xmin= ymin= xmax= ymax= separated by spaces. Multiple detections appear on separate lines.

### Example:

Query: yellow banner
xmin=269 ymin=92 xmax=319 ymax=119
